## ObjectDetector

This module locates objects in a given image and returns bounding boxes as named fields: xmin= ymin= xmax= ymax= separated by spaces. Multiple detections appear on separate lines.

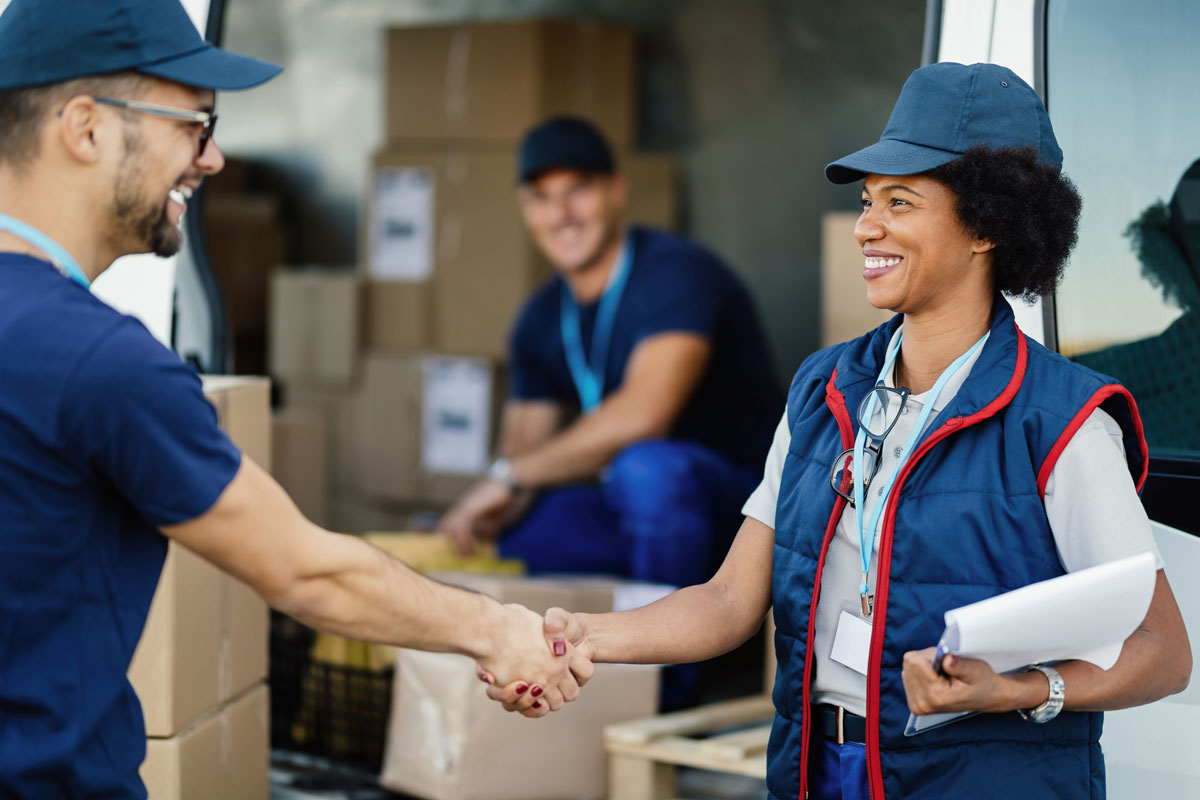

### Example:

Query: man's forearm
xmin=273 ymin=533 xmax=503 ymax=659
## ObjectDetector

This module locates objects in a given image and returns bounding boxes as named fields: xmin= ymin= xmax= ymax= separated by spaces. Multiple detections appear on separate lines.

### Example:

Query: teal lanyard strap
xmin=0 ymin=213 xmax=90 ymax=289
xmin=560 ymin=238 xmax=633 ymax=413
xmin=854 ymin=331 xmax=989 ymax=609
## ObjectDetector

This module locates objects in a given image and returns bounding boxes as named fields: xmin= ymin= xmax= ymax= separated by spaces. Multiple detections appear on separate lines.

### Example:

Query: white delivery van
xmin=931 ymin=1 xmax=1200 ymax=795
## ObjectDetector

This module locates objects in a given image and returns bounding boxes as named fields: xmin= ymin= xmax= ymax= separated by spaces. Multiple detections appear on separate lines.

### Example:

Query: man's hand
xmin=437 ymin=479 xmax=515 ymax=556
xmin=484 ymin=607 xmax=595 ymax=718
xmin=902 ymin=647 xmax=1041 ymax=715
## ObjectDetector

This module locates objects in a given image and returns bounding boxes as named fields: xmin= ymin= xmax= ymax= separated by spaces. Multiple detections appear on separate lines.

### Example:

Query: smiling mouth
xmin=864 ymin=256 xmax=902 ymax=270
xmin=167 ymin=184 xmax=193 ymax=208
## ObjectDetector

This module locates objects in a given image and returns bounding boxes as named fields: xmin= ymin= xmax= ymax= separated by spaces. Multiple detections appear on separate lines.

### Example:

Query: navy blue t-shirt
xmin=0 ymin=255 xmax=242 ymax=798
xmin=510 ymin=226 xmax=783 ymax=468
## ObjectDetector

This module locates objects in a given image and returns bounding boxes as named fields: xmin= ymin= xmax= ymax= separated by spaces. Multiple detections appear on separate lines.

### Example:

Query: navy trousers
xmin=808 ymin=739 xmax=870 ymax=800
xmin=497 ymin=440 xmax=759 ymax=587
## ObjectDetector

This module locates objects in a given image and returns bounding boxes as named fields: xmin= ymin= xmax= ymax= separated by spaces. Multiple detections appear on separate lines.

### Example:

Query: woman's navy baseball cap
xmin=0 ymin=0 xmax=281 ymax=91
xmin=825 ymin=62 xmax=1062 ymax=184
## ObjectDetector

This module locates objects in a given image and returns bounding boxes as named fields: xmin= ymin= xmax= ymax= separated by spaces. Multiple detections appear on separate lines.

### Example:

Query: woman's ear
xmin=972 ymin=236 xmax=997 ymax=255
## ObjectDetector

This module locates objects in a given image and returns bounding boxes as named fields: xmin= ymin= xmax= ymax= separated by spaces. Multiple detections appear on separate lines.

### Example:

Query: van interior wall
xmin=218 ymin=0 xmax=925 ymax=380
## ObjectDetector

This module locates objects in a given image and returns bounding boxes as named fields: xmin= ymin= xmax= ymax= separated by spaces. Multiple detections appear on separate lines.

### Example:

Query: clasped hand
xmin=476 ymin=607 xmax=594 ymax=718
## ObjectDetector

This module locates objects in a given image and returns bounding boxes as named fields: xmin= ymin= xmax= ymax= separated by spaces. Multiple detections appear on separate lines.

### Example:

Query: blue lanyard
xmin=853 ymin=330 xmax=988 ymax=614
xmin=0 ymin=213 xmax=90 ymax=289
xmin=560 ymin=238 xmax=633 ymax=413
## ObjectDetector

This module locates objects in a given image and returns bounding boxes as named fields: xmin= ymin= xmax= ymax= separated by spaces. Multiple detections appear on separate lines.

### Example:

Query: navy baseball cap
xmin=517 ymin=117 xmax=615 ymax=184
xmin=825 ymin=62 xmax=1062 ymax=184
xmin=0 ymin=0 xmax=281 ymax=91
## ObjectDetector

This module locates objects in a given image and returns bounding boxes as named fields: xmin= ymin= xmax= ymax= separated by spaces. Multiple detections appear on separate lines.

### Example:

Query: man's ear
xmin=55 ymin=95 xmax=108 ymax=165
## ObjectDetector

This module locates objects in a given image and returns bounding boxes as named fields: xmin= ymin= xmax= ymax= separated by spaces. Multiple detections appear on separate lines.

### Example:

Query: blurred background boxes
xmin=271 ymin=411 xmax=329 ymax=528
xmin=385 ymin=20 xmax=635 ymax=146
xmin=268 ymin=270 xmax=362 ymax=388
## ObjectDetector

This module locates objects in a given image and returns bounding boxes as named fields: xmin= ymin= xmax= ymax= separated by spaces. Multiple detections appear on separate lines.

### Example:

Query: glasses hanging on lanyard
xmin=560 ymin=239 xmax=633 ymax=413
xmin=840 ymin=329 xmax=988 ymax=616
xmin=0 ymin=213 xmax=91 ymax=289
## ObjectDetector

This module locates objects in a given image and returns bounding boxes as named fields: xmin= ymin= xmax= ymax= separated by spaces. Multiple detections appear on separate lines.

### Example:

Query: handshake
xmin=472 ymin=604 xmax=595 ymax=718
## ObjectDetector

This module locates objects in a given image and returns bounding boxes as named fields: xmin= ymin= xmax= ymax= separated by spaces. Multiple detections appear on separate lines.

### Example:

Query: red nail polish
xmin=515 ymin=684 xmax=528 ymax=695
xmin=532 ymin=700 xmax=542 ymax=709
xmin=530 ymin=685 xmax=543 ymax=697
xmin=553 ymin=640 xmax=566 ymax=656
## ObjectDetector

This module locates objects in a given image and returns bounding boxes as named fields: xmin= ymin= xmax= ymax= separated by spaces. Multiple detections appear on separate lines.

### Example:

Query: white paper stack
xmin=907 ymin=551 xmax=1157 ymax=734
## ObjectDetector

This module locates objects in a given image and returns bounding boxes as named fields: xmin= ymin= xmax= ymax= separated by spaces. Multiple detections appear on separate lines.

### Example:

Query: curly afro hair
xmin=925 ymin=145 xmax=1082 ymax=302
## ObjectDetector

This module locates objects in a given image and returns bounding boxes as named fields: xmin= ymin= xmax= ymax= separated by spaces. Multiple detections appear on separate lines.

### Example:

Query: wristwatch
xmin=1018 ymin=664 xmax=1065 ymax=723
xmin=486 ymin=457 xmax=520 ymax=492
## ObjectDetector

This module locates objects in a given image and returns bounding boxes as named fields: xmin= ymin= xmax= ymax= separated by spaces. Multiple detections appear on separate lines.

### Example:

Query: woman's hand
xmin=901 ymin=647 xmax=1048 ymax=716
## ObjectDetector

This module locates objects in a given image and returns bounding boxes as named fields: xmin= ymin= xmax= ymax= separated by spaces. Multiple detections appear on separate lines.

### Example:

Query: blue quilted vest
xmin=767 ymin=299 xmax=1147 ymax=800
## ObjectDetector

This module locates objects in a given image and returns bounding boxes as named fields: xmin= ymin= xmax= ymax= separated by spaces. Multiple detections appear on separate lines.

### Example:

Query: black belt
xmin=813 ymin=704 xmax=867 ymax=744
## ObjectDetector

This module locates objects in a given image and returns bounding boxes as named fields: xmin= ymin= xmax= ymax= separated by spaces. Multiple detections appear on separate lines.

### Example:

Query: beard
xmin=112 ymin=124 xmax=184 ymax=258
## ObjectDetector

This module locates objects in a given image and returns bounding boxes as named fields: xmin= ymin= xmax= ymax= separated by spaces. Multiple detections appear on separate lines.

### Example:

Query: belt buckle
xmin=836 ymin=706 xmax=845 ymax=745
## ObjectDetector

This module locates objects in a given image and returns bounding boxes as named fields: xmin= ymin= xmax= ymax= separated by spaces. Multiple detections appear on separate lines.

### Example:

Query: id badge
xmin=830 ymin=609 xmax=872 ymax=676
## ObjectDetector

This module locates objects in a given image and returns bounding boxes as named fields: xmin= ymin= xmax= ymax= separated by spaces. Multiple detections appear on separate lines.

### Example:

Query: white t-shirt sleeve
xmin=742 ymin=410 xmax=791 ymax=529
xmin=1043 ymin=407 xmax=1164 ymax=571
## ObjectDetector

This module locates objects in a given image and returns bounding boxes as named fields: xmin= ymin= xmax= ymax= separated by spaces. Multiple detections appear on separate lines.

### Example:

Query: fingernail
xmin=515 ymin=684 xmax=528 ymax=695
xmin=947 ymin=656 xmax=957 ymax=669
xmin=532 ymin=701 xmax=542 ymax=709
xmin=553 ymin=640 xmax=566 ymax=656
xmin=530 ymin=685 xmax=543 ymax=697
xmin=479 ymin=673 xmax=493 ymax=684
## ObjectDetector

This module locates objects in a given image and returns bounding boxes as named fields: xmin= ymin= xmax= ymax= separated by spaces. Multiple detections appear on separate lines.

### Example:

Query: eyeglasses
xmin=829 ymin=383 xmax=910 ymax=507
xmin=93 ymin=97 xmax=218 ymax=157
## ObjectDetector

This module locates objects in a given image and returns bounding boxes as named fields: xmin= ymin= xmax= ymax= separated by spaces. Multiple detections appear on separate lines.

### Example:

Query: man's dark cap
xmin=517 ymin=116 xmax=616 ymax=184
xmin=825 ymin=62 xmax=1062 ymax=184
xmin=0 ymin=0 xmax=281 ymax=91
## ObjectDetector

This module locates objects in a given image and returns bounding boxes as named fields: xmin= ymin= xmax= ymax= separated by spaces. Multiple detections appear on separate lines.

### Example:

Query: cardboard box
xmin=368 ymin=146 xmax=678 ymax=359
xmin=280 ymin=387 xmax=365 ymax=492
xmin=385 ymin=20 xmax=635 ymax=145
xmin=380 ymin=654 xmax=657 ymax=800
xmin=268 ymin=269 xmax=362 ymax=388
xmin=129 ymin=378 xmax=271 ymax=737
xmin=356 ymin=353 xmax=501 ymax=506
xmin=140 ymin=684 xmax=269 ymax=800
xmin=327 ymin=493 xmax=416 ymax=535
xmin=366 ymin=280 xmax=432 ymax=351
xmin=821 ymin=211 xmax=893 ymax=347
xmin=272 ymin=411 xmax=329 ymax=527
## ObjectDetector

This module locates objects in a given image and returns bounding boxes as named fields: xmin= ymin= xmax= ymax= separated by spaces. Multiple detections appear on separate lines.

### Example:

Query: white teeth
xmin=864 ymin=257 xmax=902 ymax=269
xmin=180 ymin=185 xmax=193 ymax=199
xmin=168 ymin=188 xmax=186 ymax=206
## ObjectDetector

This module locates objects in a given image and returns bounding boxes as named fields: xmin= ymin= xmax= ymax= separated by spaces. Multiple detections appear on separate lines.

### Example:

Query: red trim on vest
xmin=1036 ymin=384 xmax=1149 ymax=499
xmin=864 ymin=325 xmax=1028 ymax=799
xmin=796 ymin=372 xmax=856 ymax=799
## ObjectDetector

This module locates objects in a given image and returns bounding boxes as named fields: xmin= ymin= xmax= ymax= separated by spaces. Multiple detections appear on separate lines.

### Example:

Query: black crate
xmin=269 ymin=612 xmax=394 ymax=773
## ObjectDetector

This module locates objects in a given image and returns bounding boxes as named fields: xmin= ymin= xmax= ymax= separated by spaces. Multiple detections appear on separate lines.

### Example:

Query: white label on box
xmin=421 ymin=356 xmax=492 ymax=474
xmin=370 ymin=166 xmax=434 ymax=281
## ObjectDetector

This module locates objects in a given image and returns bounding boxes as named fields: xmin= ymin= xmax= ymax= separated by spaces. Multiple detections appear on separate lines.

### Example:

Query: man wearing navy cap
xmin=439 ymin=117 xmax=783 ymax=603
xmin=0 ymin=2 xmax=582 ymax=795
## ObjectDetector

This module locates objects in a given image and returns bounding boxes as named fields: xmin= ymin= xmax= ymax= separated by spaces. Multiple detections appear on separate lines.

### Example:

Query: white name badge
xmin=830 ymin=610 xmax=873 ymax=675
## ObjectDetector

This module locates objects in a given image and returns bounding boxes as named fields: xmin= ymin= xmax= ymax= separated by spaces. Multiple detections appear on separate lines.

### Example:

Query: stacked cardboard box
xmin=133 ymin=377 xmax=271 ymax=799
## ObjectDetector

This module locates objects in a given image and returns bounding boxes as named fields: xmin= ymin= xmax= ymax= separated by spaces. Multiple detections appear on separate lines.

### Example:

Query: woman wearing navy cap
xmin=489 ymin=62 xmax=1192 ymax=799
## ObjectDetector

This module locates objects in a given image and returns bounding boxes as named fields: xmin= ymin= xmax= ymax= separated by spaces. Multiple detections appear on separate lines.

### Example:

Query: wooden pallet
xmin=604 ymin=695 xmax=774 ymax=800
